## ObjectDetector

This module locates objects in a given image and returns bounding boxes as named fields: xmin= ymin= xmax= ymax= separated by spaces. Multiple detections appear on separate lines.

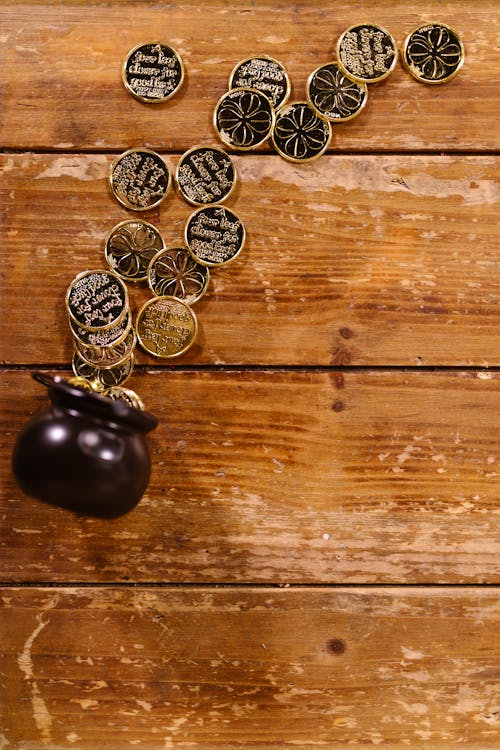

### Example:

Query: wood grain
xmin=0 ymin=586 xmax=499 ymax=748
xmin=2 ymin=369 xmax=498 ymax=583
xmin=1 ymin=153 xmax=498 ymax=366
xmin=0 ymin=1 xmax=496 ymax=152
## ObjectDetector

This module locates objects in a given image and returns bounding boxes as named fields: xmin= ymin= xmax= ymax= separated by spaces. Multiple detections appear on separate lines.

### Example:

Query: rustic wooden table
xmin=1 ymin=1 xmax=499 ymax=747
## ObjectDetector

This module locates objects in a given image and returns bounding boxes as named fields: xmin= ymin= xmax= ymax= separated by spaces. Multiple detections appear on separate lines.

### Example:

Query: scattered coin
xmin=148 ymin=246 xmax=210 ymax=303
xmin=307 ymin=62 xmax=368 ymax=122
xmin=185 ymin=205 xmax=245 ymax=267
xmin=72 ymin=351 xmax=135 ymax=388
xmin=272 ymin=101 xmax=331 ymax=162
xmin=135 ymin=296 xmax=198 ymax=358
xmin=122 ymin=41 xmax=184 ymax=102
xmin=175 ymin=145 xmax=236 ymax=206
xmin=66 ymin=269 xmax=129 ymax=331
xmin=105 ymin=219 xmax=165 ymax=282
xmin=229 ymin=55 xmax=291 ymax=109
xmin=337 ymin=24 xmax=398 ymax=83
xmin=109 ymin=148 xmax=171 ymax=211
xmin=214 ymin=87 xmax=275 ymax=150
xmin=402 ymin=23 xmax=465 ymax=84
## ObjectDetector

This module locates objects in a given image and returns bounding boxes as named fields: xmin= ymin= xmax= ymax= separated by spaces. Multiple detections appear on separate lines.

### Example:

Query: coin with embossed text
xmin=66 ymin=269 xmax=129 ymax=331
xmin=74 ymin=328 xmax=137 ymax=368
xmin=70 ymin=309 xmax=132 ymax=348
xmin=214 ymin=87 xmax=275 ymax=150
xmin=403 ymin=23 xmax=464 ymax=84
xmin=148 ymin=246 xmax=210 ymax=304
xmin=307 ymin=62 xmax=368 ymax=122
xmin=72 ymin=352 xmax=135 ymax=389
xmin=175 ymin=145 xmax=236 ymax=206
xmin=109 ymin=148 xmax=171 ymax=211
xmin=135 ymin=296 xmax=198 ymax=359
xmin=272 ymin=102 xmax=331 ymax=162
xmin=337 ymin=24 xmax=398 ymax=83
xmin=105 ymin=219 xmax=165 ymax=281
xmin=229 ymin=55 xmax=291 ymax=109
xmin=185 ymin=205 xmax=245 ymax=267
xmin=122 ymin=41 xmax=184 ymax=103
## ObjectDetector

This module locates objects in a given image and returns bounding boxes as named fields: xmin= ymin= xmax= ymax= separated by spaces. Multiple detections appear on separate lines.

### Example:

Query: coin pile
xmin=213 ymin=22 xmax=464 ymax=163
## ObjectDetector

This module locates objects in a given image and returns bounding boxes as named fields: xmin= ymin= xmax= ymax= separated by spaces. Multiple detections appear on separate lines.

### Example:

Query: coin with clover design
xmin=105 ymin=219 xmax=165 ymax=282
xmin=148 ymin=246 xmax=210 ymax=304
xmin=272 ymin=101 xmax=331 ymax=162
xmin=214 ymin=87 xmax=275 ymax=150
xmin=403 ymin=23 xmax=464 ymax=84
xmin=307 ymin=62 xmax=368 ymax=122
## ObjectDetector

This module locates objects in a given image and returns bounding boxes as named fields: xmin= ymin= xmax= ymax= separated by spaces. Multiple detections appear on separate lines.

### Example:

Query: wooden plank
xmin=0 ymin=1 xmax=496 ymax=152
xmin=2 ymin=369 xmax=498 ymax=583
xmin=0 ymin=586 xmax=499 ymax=748
xmin=1 ymin=153 xmax=498 ymax=366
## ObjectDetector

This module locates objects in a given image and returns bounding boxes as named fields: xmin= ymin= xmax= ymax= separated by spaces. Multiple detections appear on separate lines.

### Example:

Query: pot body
xmin=12 ymin=374 xmax=158 ymax=517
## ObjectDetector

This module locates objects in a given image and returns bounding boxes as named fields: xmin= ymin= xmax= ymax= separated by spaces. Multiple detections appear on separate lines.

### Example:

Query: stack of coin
xmin=66 ymin=269 xmax=137 ymax=393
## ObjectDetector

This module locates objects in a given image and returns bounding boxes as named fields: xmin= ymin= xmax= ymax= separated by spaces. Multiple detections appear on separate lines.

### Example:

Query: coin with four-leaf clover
xmin=214 ymin=87 xmax=275 ymax=150
xmin=403 ymin=23 xmax=464 ymax=84
xmin=307 ymin=62 xmax=368 ymax=122
xmin=148 ymin=246 xmax=210 ymax=304
xmin=105 ymin=220 xmax=165 ymax=282
xmin=272 ymin=101 xmax=331 ymax=162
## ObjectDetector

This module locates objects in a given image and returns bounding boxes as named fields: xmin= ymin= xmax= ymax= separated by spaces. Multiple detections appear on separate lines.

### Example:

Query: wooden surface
xmin=1 ymin=0 xmax=499 ymax=747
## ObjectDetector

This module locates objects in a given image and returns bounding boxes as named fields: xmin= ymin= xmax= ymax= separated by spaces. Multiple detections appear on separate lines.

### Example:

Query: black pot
xmin=12 ymin=372 xmax=158 ymax=518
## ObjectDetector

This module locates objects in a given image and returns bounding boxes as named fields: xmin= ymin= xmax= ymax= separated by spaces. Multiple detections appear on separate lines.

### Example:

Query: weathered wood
xmin=0 ymin=1 xmax=495 ymax=152
xmin=1 ymin=153 xmax=498 ymax=366
xmin=2 ymin=369 xmax=498 ymax=583
xmin=0 ymin=586 xmax=499 ymax=748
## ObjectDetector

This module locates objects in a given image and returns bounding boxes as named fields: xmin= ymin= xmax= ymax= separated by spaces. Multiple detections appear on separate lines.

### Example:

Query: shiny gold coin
xmin=175 ymin=145 xmax=236 ymax=206
xmin=229 ymin=55 xmax=291 ymax=109
xmin=70 ymin=310 xmax=132 ymax=348
xmin=337 ymin=23 xmax=398 ymax=83
xmin=105 ymin=219 xmax=165 ymax=282
xmin=214 ymin=87 xmax=275 ymax=150
xmin=66 ymin=269 xmax=129 ymax=331
xmin=272 ymin=102 xmax=331 ymax=162
xmin=74 ymin=328 xmax=136 ymax=369
xmin=185 ymin=205 xmax=245 ymax=267
xmin=67 ymin=375 xmax=102 ymax=392
xmin=102 ymin=386 xmax=145 ymax=410
xmin=148 ymin=246 xmax=210 ymax=304
xmin=135 ymin=296 xmax=198 ymax=359
xmin=122 ymin=41 xmax=184 ymax=103
xmin=307 ymin=62 xmax=368 ymax=122
xmin=403 ymin=23 xmax=464 ymax=84
xmin=72 ymin=351 xmax=134 ymax=388
xmin=109 ymin=148 xmax=171 ymax=211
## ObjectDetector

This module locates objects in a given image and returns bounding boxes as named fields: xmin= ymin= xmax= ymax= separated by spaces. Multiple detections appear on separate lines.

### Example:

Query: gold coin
xmin=214 ymin=87 xmax=275 ymax=150
xmin=229 ymin=55 xmax=291 ymax=109
xmin=307 ymin=62 xmax=368 ymax=122
xmin=102 ymin=386 xmax=145 ymax=410
xmin=122 ymin=41 xmax=184 ymax=103
xmin=72 ymin=351 xmax=134 ymax=388
xmin=105 ymin=219 xmax=165 ymax=282
xmin=402 ymin=23 xmax=464 ymax=84
xmin=70 ymin=310 xmax=132 ymax=348
xmin=109 ymin=148 xmax=171 ymax=211
xmin=66 ymin=269 xmax=129 ymax=331
xmin=148 ymin=245 xmax=210 ymax=303
xmin=175 ymin=145 xmax=236 ymax=206
xmin=337 ymin=24 xmax=398 ymax=83
xmin=272 ymin=102 xmax=331 ymax=162
xmin=74 ymin=328 xmax=136 ymax=368
xmin=185 ymin=205 xmax=245 ymax=267
xmin=135 ymin=296 xmax=198 ymax=358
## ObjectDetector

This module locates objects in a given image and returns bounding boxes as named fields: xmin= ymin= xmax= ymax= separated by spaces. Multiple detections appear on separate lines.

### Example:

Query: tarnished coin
xmin=229 ymin=55 xmax=291 ymax=109
xmin=403 ymin=23 xmax=464 ymax=84
xmin=105 ymin=219 xmax=165 ymax=282
xmin=66 ymin=269 xmax=129 ymax=331
xmin=135 ymin=296 xmax=198 ymax=359
xmin=102 ymin=386 xmax=145 ymax=410
xmin=109 ymin=148 xmax=171 ymax=211
xmin=74 ymin=327 xmax=136 ymax=368
xmin=122 ymin=41 xmax=184 ymax=102
xmin=175 ymin=145 xmax=236 ymax=206
xmin=337 ymin=24 xmax=398 ymax=83
xmin=70 ymin=310 xmax=132 ymax=348
xmin=72 ymin=351 xmax=135 ymax=389
xmin=307 ymin=62 xmax=368 ymax=122
xmin=272 ymin=101 xmax=331 ymax=162
xmin=214 ymin=87 xmax=275 ymax=150
xmin=148 ymin=246 xmax=210 ymax=303
xmin=185 ymin=205 xmax=245 ymax=267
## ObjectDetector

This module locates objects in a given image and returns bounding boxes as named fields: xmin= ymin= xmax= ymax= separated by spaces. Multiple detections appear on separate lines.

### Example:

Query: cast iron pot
xmin=12 ymin=372 xmax=158 ymax=517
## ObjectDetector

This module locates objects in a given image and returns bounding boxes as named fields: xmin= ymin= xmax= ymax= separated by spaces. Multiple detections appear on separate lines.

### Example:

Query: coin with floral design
xmin=109 ymin=148 xmax=171 ymax=211
xmin=72 ymin=351 xmax=135 ymax=389
xmin=229 ymin=55 xmax=291 ymax=109
xmin=214 ymin=87 xmax=275 ymax=150
xmin=135 ymin=296 xmax=198 ymax=359
xmin=185 ymin=205 xmax=245 ymax=267
xmin=175 ymin=146 xmax=236 ymax=206
xmin=337 ymin=24 xmax=398 ymax=83
xmin=105 ymin=219 xmax=165 ymax=281
xmin=403 ymin=23 xmax=464 ymax=84
xmin=148 ymin=246 xmax=210 ymax=304
xmin=272 ymin=101 xmax=331 ymax=162
xmin=307 ymin=62 xmax=368 ymax=122
xmin=122 ymin=42 xmax=184 ymax=103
